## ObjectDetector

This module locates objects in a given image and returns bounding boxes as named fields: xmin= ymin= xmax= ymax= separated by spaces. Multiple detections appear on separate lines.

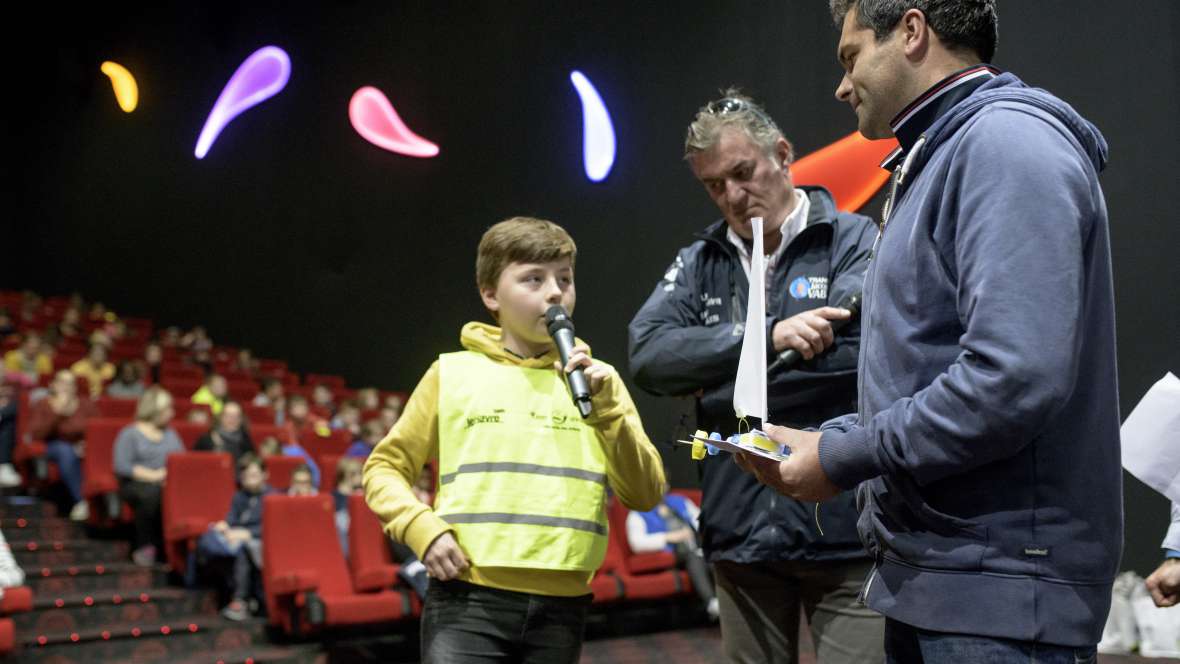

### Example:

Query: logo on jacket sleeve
xmin=789 ymin=276 xmax=828 ymax=300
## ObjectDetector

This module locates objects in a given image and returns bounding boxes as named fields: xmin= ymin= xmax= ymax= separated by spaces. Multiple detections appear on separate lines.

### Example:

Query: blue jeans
xmin=420 ymin=579 xmax=590 ymax=664
xmin=45 ymin=440 xmax=82 ymax=502
xmin=885 ymin=618 xmax=1098 ymax=664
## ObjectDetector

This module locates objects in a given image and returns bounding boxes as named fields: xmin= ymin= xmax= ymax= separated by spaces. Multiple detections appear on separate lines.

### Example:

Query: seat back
xmin=347 ymin=493 xmax=394 ymax=575
xmin=162 ymin=452 xmax=236 ymax=571
xmin=299 ymin=429 xmax=352 ymax=468
xmin=265 ymin=455 xmax=308 ymax=491
xmin=95 ymin=397 xmax=137 ymax=419
xmin=81 ymin=418 xmax=133 ymax=499
xmin=262 ymin=494 xmax=355 ymax=631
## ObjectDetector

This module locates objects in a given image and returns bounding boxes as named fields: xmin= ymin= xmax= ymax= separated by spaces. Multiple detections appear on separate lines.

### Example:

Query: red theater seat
xmin=172 ymin=422 xmax=207 ymax=449
xmin=81 ymin=418 xmax=132 ymax=502
xmin=606 ymin=498 xmax=691 ymax=600
xmin=346 ymin=494 xmax=403 ymax=593
xmin=305 ymin=374 xmax=346 ymax=390
xmin=263 ymin=494 xmax=411 ymax=635
xmin=162 ymin=452 xmax=236 ymax=573
xmin=95 ymin=396 xmax=137 ymax=419
xmin=319 ymin=455 xmax=340 ymax=493
xmin=241 ymin=403 xmax=274 ymax=425
xmin=265 ymin=455 xmax=307 ymax=491
xmin=300 ymin=429 xmax=351 ymax=468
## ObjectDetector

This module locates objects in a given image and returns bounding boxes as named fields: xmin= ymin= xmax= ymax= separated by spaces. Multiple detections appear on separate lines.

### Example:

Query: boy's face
xmin=288 ymin=471 xmax=314 ymax=495
xmin=240 ymin=464 xmax=266 ymax=493
xmin=481 ymin=258 xmax=576 ymax=351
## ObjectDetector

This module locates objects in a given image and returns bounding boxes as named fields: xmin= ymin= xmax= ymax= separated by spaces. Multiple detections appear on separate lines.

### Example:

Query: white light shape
xmin=195 ymin=46 xmax=291 ymax=159
xmin=569 ymin=70 xmax=616 ymax=182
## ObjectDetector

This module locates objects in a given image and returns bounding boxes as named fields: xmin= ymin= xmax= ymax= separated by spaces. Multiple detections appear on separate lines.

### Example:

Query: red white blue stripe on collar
xmin=889 ymin=65 xmax=1000 ymax=135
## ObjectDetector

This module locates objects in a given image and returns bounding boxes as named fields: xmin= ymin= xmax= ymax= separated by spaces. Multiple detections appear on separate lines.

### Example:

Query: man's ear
xmin=900 ymin=8 xmax=930 ymax=60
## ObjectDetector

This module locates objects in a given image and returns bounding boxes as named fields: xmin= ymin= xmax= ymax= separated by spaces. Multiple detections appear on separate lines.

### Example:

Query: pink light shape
xmin=348 ymin=86 xmax=439 ymax=158
xmin=194 ymin=46 xmax=291 ymax=159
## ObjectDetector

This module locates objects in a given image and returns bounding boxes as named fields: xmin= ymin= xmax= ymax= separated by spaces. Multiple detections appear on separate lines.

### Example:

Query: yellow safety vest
xmin=435 ymin=351 xmax=608 ymax=573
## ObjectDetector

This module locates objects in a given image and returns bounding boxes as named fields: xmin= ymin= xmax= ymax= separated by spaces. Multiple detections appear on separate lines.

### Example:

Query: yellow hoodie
xmin=362 ymin=321 xmax=666 ymax=597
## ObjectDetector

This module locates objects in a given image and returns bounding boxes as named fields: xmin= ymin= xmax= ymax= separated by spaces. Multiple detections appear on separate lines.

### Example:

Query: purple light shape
xmin=194 ymin=46 xmax=291 ymax=159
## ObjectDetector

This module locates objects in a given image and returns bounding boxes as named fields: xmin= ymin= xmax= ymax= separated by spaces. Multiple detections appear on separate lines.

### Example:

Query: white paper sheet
xmin=1122 ymin=372 xmax=1180 ymax=502
xmin=733 ymin=216 xmax=767 ymax=422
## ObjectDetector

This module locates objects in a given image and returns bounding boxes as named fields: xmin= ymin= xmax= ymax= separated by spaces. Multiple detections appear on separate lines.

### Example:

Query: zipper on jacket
xmin=857 ymin=561 xmax=879 ymax=607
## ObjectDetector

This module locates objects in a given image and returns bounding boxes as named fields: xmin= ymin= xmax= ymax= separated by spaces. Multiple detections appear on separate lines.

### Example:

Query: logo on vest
xmin=529 ymin=411 xmax=582 ymax=432
xmin=789 ymin=276 xmax=828 ymax=300
xmin=465 ymin=411 xmax=503 ymax=429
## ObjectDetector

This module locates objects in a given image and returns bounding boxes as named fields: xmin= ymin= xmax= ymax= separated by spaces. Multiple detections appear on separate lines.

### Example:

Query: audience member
xmin=4 ymin=333 xmax=52 ymax=382
xmin=191 ymin=373 xmax=228 ymax=416
xmin=194 ymin=401 xmax=255 ymax=462
xmin=113 ymin=386 xmax=184 ymax=565
xmin=627 ymin=490 xmax=718 ymax=619
xmin=355 ymin=387 xmax=380 ymax=412
xmin=29 ymin=370 xmax=96 ymax=520
xmin=185 ymin=408 xmax=211 ymax=428
xmin=346 ymin=419 xmax=384 ymax=460
xmin=286 ymin=463 xmax=317 ymax=496
xmin=141 ymin=342 xmax=163 ymax=384
xmin=311 ymin=384 xmax=335 ymax=417
xmin=330 ymin=400 xmax=362 ymax=438
xmin=70 ymin=342 xmax=115 ymax=398
xmin=0 ymin=377 xmax=20 ymax=488
xmin=106 ymin=360 xmax=146 ymax=399
xmin=332 ymin=457 xmax=364 ymax=555
xmin=199 ymin=453 xmax=270 ymax=621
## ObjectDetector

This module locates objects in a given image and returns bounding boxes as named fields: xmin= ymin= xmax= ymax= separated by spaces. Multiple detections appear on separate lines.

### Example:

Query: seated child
xmin=627 ymin=489 xmax=718 ymax=619
xmin=197 ymin=453 xmax=271 ymax=621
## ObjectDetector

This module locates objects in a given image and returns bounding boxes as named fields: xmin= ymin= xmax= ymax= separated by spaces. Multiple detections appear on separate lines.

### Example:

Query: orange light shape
xmin=100 ymin=61 xmax=138 ymax=112
xmin=791 ymin=133 xmax=898 ymax=212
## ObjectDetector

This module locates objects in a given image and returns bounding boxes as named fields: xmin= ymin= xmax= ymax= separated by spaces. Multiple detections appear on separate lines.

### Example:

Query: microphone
xmin=767 ymin=291 xmax=862 ymax=374
xmin=545 ymin=305 xmax=593 ymax=419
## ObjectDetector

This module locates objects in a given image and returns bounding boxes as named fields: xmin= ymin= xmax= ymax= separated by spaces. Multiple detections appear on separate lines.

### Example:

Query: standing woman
xmin=114 ymin=386 xmax=185 ymax=565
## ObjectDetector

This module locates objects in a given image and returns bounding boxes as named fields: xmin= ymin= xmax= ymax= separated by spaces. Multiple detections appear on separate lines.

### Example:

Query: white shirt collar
xmin=726 ymin=189 xmax=810 ymax=278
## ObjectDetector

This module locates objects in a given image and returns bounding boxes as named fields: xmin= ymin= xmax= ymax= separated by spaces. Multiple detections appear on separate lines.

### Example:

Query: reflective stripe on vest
xmin=435 ymin=351 xmax=608 ymax=572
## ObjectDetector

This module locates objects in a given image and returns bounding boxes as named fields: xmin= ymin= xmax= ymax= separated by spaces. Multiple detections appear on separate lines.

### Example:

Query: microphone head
xmin=545 ymin=305 xmax=574 ymax=335
xmin=838 ymin=291 xmax=862 ymax=318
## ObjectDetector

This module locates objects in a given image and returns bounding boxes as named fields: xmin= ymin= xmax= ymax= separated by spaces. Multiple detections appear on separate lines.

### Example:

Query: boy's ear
xmin=479 ymin=287 xmax=500 ymax=314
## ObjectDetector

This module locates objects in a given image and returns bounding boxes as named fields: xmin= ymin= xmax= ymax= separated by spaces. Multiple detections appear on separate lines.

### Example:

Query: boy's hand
xmin=556 ymin=344 xmax=612 ymax=396
xmin=423 ymin=531 xmax=469 ymax=581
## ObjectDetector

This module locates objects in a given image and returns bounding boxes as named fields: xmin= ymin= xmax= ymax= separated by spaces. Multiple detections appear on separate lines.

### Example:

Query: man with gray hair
xmin=738 ymin=2 xmax=1121 ymax=662
xmin=628 ymin=90 xmax=881 ymax=663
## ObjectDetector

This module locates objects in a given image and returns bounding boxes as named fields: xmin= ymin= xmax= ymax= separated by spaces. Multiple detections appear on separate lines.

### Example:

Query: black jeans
xmin=420 ymin=579 xmax=591 ymax=664
xmin=119 ymin=479 xmax=163 ymax=551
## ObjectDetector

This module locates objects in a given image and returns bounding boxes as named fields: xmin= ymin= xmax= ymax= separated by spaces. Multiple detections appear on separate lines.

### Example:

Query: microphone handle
xmin=767 ymin=315 xmax=856 ymax=373
xmin=555 ymin=328 xmax=593 ymax=417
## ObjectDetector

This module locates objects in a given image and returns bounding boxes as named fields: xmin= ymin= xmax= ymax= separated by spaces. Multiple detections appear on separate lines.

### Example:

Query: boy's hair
xmin=237 ymin=452 xmax=265 ymax=474
xmin=335 ymin=457 xmax=364 ymax=486
xmin=291 ymin=463 xmax=312 ymax=478
xmin=475 ymin=217 xmax=577 ymax=290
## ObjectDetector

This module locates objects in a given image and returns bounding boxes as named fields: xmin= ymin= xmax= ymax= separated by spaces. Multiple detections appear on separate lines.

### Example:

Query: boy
xmin=198 ymin=453 xmax=271 ymax=620
xmin=363 ymin=216 xmax=666 ymax=664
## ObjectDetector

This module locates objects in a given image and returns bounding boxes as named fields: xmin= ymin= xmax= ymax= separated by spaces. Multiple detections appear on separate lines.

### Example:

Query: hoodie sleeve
xmin=587 ymin=362 xmax=666 ymax=512
xmin=362 ymin=361 xmax=452 ymax=560
xmin=628 ymin=246 xmax=746 ymax=396
xmin=819 ymin=106 xmax=1099 ymax=489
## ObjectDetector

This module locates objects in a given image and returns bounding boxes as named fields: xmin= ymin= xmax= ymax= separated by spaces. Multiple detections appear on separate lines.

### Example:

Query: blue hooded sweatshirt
xmin=817 ymin=72 xmax=1121 ymax=647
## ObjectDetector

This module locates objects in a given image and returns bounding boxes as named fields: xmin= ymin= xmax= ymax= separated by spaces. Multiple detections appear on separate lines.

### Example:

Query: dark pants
xmin=46 ymin=440 xmax=83 ymax=502
xmin=885 ymin=618 xmax=1097 ymax=663
xmin=119 ymin=479 xmax=162 ymax=551
xmin=232 ymin=548 xmax=261 ymax=601
xmin=421 ymin=579 xmax=591 ymax=664
xmin=713 ymin=558 xmax=885 ymax=664
xmin=0 ymin=403 xmax=16 ymax=464
xmin=673 ymin=541 xmax=716 ymax=607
